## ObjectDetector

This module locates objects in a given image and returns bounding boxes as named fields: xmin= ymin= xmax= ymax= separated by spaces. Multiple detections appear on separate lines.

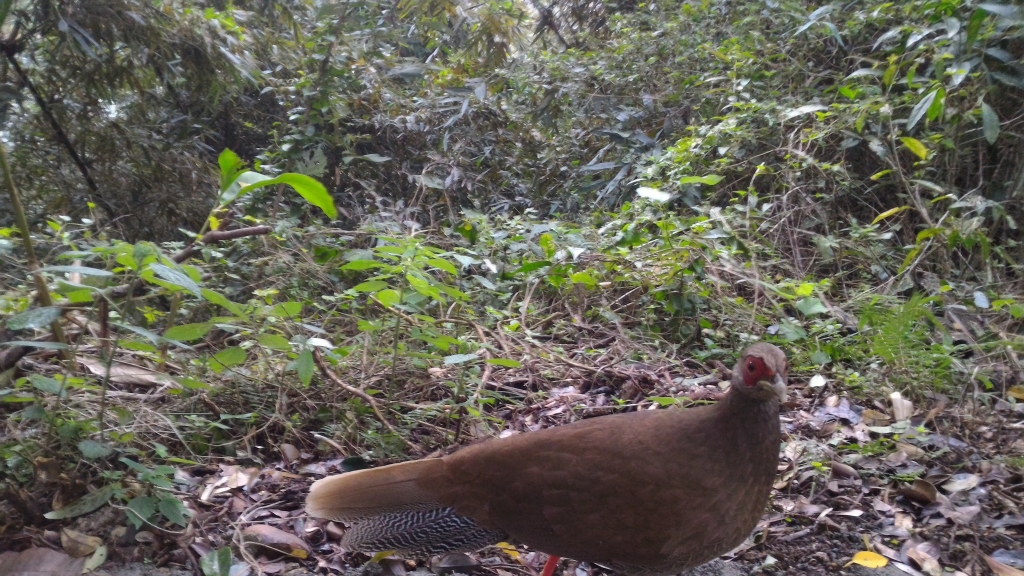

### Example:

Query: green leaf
xmin=38 ymin=265 xmax=113 ymax=277
xmin=485 ymin=358 xmax=522 ymax=368
xmin=78 ymin=440 xmax=114 ymax=460
xmin=899 ymin=137 xmax=928 ymax=160
xmin=159 ymin=494 xmax=190 ymax=527
xmin=126 ymin=496 xmax=157 ymax=530
xmin=444 ymin=353 xmax=479 ymax=365
xmin=872 ymin=205 xmax=910 ymax=224
xmin=340 ymin=259 xmax=384 ymax=271
xmin=925 ymin=87 xmax=945 ymax=122
xmin=539 ymin=233 xmax=556 ymax=258
xmin=210 ymin=347 xmax=246 ymax=373
xmin=7 ymin=306 xmax=63 ymax=330
xmin=220 ymin=171 xmax=336 ymax=220
xmin=796 ymin=297 xmax=829 ymax=316
xmin=296 ymin=349 xmax=314 ymax=386
xmin=271 ymin=301 xmax=303 ymax=318
xmin=217 ymin=149 xmax=245 ymax=192
xmin=570 ymin=271 xmax=598 ymax=287
xmin=147 ymin=263 xmax=202 ymax=297
xmin=981 ymin=101 xmax=1000 ymax=144
xmin=29 ymin=374 xmax=65 ymax=395
xmin=200 ymin=547 xmax=233 ymax=576
xmin=0 ymin=341 xmax=69 ymax=350
xmin=376 ymin=289 xmax=400 ymax=307
xmin=44 ymin=484 xmax=117 ymax=520
xmin=163 ymin=323 xmax=213 ymax=342
xmin=202 ymin=289 xmax=248 ymax=319
xmin=352 ymin=280 xmax=388 ymax=293
xmin=678 ymin=174 xmax=724 ymax=185
xmin=512 ymin=261 xmax=551 ymax=275
xmin=907 ymin=90 xmax=938 ymax=132
xmin=427 ymin=258 xmax=458 ymax=275
xmin=257 ymin=333 xmax=292 ymax=351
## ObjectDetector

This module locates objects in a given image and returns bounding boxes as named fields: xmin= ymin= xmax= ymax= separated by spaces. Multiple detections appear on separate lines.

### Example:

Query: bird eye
xmin=747 ymin=361 xmax=756 ymax=372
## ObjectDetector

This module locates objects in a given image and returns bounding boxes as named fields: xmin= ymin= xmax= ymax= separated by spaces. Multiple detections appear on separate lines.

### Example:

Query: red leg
xmin=540 ymin=555 xmax=561 ymax=576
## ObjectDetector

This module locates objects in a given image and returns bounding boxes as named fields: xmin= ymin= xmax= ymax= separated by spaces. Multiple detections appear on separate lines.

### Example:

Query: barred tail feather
xmin=342 ymin=506 xmax=506 ymax=556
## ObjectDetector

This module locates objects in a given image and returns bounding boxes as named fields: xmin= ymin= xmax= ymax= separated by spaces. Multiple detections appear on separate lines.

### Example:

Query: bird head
xmin=731 ymin=342 xmax=787 ymax=402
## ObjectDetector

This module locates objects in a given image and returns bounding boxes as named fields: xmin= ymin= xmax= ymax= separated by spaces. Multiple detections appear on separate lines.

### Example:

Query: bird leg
xmin=540 ymin=555 xmax=561 ymax=576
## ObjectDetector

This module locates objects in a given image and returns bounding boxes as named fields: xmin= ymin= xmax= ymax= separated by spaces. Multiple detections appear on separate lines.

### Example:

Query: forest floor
xmin=3 ymin=338 xmax=1023 ymax=576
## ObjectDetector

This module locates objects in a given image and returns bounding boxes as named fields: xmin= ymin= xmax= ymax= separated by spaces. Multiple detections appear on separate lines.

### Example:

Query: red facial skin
xmin=742 ymin=355 xmax=787 ymax=386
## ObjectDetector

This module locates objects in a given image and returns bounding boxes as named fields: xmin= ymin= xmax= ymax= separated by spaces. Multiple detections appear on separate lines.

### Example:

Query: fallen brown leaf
xmin=0 ymin=548 xmax=87 ymax=576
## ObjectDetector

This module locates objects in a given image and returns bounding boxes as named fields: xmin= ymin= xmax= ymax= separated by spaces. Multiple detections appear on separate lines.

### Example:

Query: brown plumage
xmin=306 ymin=343 xmax=787 ymax=575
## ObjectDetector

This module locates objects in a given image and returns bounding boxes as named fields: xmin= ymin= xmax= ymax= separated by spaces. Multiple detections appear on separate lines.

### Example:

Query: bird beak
xmin=771 ymin=374 xmax=787 ymax=402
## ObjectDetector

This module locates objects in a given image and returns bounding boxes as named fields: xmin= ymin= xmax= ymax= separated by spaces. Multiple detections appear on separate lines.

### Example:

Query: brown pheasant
xmin=306 ymin=343 xmax=787 ymax=575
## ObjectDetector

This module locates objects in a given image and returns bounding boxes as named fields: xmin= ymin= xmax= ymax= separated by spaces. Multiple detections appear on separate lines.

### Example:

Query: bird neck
xmin=717 ymin=385 xmax=780 ymax=433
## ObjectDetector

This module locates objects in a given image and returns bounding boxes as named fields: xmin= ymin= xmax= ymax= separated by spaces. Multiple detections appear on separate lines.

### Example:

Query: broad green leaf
xmin=570 ymin=271 xmax=598 ymax=287
xmin=296 ymin=349 xmax=314 ymax=386
xmin=352 ymin=280 xmax=388 ymax=293
xmin=907 ymin=90 xmax=938 ymax=132
xmin=444 ymin=353 xmax=479 ymax=365
xmin=981 ymin=101 xmax=1000 ymax=144
xmin=147 ymin=263 xmax=201 ymax=297
xmin=485 ymin=358 xmax=522 ymax=368
xmin=340 ymin=260 xmax=384 ymax=271
xmin=126 ymin=496 xmax=157 ymax=530
xmin=271 ymin=301 xmax=303 ymax=318
xmin=257 ymin=333 xmax=292 ymax=351
xmin=925 ymin=88 xmax=945 ymax=122
xmin=872 ymin=206 xmax=909 ymax=224
xmin=899 ymin=137 xmax=928 ymax=160
xmin=427 ymin=258 xmax=458 ymax=275
xmin=29 ymin=375 xmax=65 ymax=395
xmin=221 ymin=172 xmax=336 ymax=219
xmin=78 ymin=439 xmax=114 ymax=460
xmin=376 ymin=289 xmax=400 ymax=307
xmin=512 ymin=261 xmax=551 ymax=275
xmin=796 ymin=297 xmax=829 ymax=316
xmin=210 ymin=347 xmax=246 ymax=372
xmin=202 ymin=289 xmax=248 ymax=319
xmin=38 ymin=265 xmax=113 ymax=276
xmin=159 ymin=494 xmax=190 ymax=527
xmin=217 ymin=149 xmax=245 ymax=192
xmin=7 ymin=306 xmax=63 ymax=330
xmin=44 ymin=484 xmax=117 ymax=520
xmin=164 ymin=323 xmax=213 ymax=342
xmin=200 ymin=547 xmax=233 ymax=576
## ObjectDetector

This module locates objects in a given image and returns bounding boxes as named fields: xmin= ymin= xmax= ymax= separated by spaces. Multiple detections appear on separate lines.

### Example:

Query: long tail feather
xmin=305 ymin=459 xmax=446 ymax=521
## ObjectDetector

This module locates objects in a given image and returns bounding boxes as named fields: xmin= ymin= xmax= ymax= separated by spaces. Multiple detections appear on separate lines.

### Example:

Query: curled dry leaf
xmin=60 ymin=528 xmax=102 ymax=558
xmin=941 ymin=473 xmax=980 ymax=493
xmin=985 ymin=556 xmax=1024 ymax=576
xmin=899 ymin=479 xmax=938 ymax=504
xmin=861 ymin=409 xmax=891 ymax=427
xmin=241 ymin=525 xmax=312 ymax=559
xmin=280 ymin=443 xmax=300 ymax=463
xmin=831 ymin=461 xmax=860 ymax=479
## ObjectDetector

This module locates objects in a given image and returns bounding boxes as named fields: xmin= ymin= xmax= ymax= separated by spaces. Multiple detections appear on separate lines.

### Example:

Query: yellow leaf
xmin=208 ymin=215 xmax=221 ymax=231
xmin=871 ymin=206 xmax=909 ymax=225
xmin=844 ymin=551 xmax=888 ymax=568
xmin=1008 ymin=385 xmax=1024 ymax=401
xmin=368 ymin=550 xmax=396 ymax=564
xmin=869 ymin=170 xmax=891 ymax=180
xmin=494 ymin=542 xmax=521 ymax=561
xmin=900 ymin=137 xmax=928 ymax=160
